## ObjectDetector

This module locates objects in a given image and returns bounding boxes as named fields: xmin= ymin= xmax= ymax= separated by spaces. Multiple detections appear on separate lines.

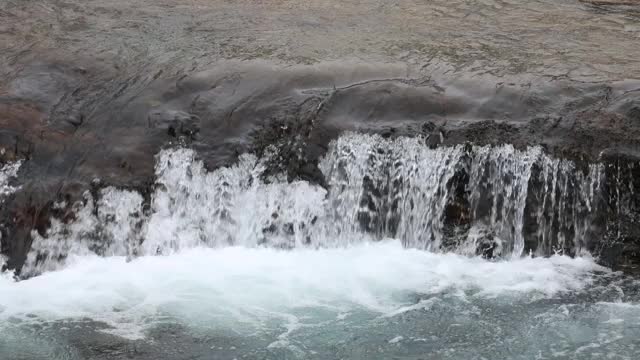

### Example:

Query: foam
xmin=0 ymin=160 xmax=21 ymax=200
xmin=22 ymin=134 xmax=606 ymax=275
xmin=0 ymin=241 xmax=606 ymax=340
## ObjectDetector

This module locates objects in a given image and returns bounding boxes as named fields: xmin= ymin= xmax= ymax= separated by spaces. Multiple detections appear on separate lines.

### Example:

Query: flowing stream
xmin=1 ymin=133 xmax=639 ymax=359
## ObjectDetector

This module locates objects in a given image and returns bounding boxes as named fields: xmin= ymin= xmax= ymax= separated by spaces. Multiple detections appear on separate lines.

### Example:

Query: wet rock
xmin=1 ymin=60 xmax=640 ymax=273
xmin=596 ymin=153 xmax=640 ymax=272
xmin=463 ymin=226 xmax=503 ymax=260
xmin=148 ymin=110 xmax=200 ymax=139
xmin=580 ymin=0 xmax=640 ymax=4
xmin=283 ymin=223 xmax=295 ymax=236
xmin=476 ymin=235 xmax=499 ymax=260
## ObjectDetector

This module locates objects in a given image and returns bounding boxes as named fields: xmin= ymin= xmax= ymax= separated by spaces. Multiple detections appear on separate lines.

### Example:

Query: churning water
xmin=1 ymin=133 xmax=639 ymax=359
xmin=3 ymin=243 xmax=639 ymax=359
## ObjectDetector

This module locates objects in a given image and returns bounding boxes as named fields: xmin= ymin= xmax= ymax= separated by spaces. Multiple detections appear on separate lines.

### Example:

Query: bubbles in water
xmin=0 ymin=241 xmax=609 ymax=340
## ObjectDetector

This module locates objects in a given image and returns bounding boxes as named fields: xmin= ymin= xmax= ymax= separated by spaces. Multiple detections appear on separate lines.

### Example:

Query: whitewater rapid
xmin=0 ymin=241 xmax=609 ymax=340
xmin=3 ymin=241 xmax=640 ymax=360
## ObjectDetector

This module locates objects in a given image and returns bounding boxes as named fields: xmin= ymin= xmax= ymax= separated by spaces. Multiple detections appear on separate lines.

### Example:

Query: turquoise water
xmin=1 ymin=241 xmax=639 ymax=359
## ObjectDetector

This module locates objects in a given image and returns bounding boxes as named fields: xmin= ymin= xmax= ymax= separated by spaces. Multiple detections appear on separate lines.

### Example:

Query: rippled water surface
xmin=3 ymin=0 xmax=640 ymax=80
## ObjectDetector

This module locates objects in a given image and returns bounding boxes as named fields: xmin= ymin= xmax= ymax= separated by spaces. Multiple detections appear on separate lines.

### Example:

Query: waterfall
xmin=528 ymin=158 xmax=604 ymax=256
xmin=466 ymin=145 xmax=541 ymax=257
xmin=21 ymin=133 xmax=605 ymax=276
xmin=318 ymin=134 xmax=465 ymax=250
xmin=0 ymin=160 xmax=22 ymax=269
xmin=0 ymin=160 xmax=22 ymax=202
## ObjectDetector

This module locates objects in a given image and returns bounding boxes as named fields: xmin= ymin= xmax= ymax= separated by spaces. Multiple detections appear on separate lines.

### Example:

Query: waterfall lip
xmin=10 ymin=133 xmax=612 ymax=277
xmin=1 ymin=62 xmax=639 ymax=274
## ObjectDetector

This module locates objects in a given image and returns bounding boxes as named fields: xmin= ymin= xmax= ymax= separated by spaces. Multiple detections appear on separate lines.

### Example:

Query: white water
xmin=22 ymin=133 xmax=605 ymax=275
xmin=2 ymin=136 xmax=640 ymax=359
xmin=319 ymin=134 xmax=464 ymax=250
xmin=0 ymin=160 xmax=22 ymax=269
xmin=0 ymin=160 xmax=22 ymax=200
xmin=0 ymin=241 xmax=607 ymax=340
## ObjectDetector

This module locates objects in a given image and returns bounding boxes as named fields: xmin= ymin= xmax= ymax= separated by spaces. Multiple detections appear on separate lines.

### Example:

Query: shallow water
xmin=1 ymin=241 xmax=639 ymax=359
xmin=5 ymin=0 xmax=640 ymax=81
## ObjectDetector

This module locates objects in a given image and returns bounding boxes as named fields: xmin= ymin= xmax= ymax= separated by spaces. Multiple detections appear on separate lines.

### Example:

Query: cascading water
xmin=2 ymin=133 xmax=640 ymax=359
xmin=0 ymin=160 xmax=22 ymax=269
xmin=0 ymin=160 xmax=21 ymax=201
xmin=23 ymin=133 xmax=604 ymax=275
xmin=527 ymin=158 xmax=604 ymax=256
xmin=466 ymin=145 xmax=541 ymax=257
xmin=318 ymin=134 xmax=465 ymax=250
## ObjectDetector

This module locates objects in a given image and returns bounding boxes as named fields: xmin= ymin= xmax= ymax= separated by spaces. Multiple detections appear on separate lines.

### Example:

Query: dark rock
xmin=1 ymin=61 xmax=640 ymax=273
xmin=148 ymin=110 xmax=200 ymax=139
